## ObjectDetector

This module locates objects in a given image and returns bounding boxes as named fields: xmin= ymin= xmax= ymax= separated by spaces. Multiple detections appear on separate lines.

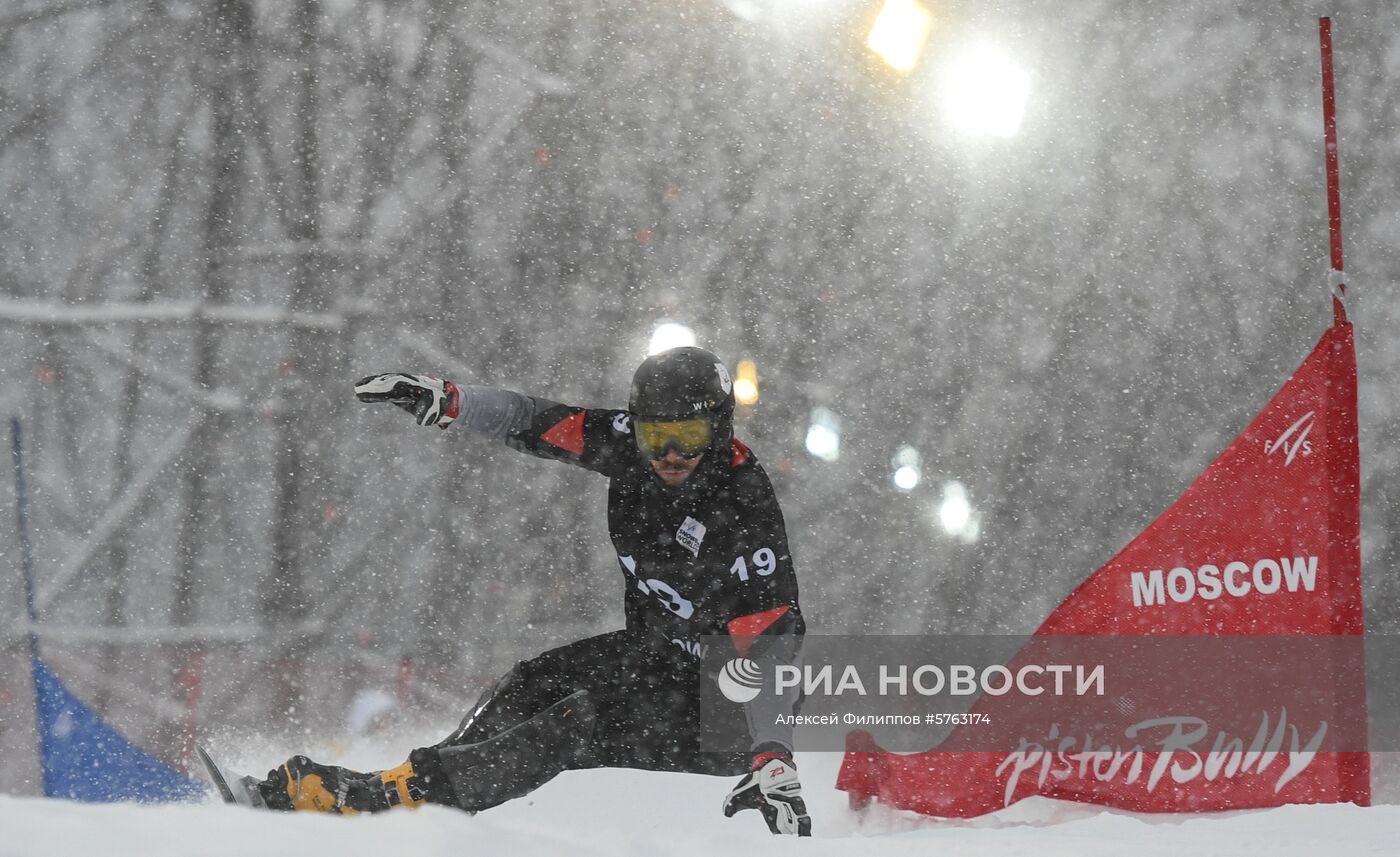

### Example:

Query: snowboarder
xmin=244 ymin=346 xmax=810 ymax=835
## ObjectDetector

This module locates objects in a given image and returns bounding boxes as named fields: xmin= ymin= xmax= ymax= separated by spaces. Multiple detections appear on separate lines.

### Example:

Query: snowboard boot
xmin=256 ymin=753 xmax=440 ymax=814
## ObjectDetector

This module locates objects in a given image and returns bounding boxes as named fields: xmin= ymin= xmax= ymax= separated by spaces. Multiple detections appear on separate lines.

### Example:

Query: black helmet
xmin=629 ymin=346 xmax=735 ymax=450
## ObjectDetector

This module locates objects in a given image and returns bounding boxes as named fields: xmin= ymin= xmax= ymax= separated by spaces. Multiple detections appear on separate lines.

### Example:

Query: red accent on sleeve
xmin=443 ymin=381 xmax=461 ymax=421
xmin=727 ymin=604 xmax=791 ymax=658
xmin=540 ymin=411 xmax=586 ymax=456
xmin=730 ymin=438 xmax=752 ymax=468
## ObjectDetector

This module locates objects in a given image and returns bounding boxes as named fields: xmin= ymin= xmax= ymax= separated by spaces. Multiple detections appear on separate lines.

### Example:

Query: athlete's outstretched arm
xmin=354 ymin=372 xmax=632 ymax=475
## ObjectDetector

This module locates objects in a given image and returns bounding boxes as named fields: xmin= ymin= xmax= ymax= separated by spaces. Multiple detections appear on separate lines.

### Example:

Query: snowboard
xmin=195 ymin=743 xmax=266 ymax=808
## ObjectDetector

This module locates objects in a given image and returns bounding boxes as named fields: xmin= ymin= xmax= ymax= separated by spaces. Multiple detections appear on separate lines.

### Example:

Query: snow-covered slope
xmin=3 ymin=749 xmax=1397 ymax=857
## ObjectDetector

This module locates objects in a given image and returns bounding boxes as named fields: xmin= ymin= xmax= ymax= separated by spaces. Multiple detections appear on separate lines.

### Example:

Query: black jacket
xmin=504 ymin=401 xmax=804 ymax=660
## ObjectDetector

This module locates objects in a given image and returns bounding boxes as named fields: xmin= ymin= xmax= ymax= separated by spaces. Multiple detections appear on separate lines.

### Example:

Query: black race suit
xmin=413 ymin=389 xmax=805 ymax=810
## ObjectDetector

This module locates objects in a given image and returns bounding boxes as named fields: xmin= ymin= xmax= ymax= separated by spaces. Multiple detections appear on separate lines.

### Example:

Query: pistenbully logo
xmin=717 ymin=657 xmax=763 ymax=703
xmin=1264 ymin=411 xmax=1315 ymax=466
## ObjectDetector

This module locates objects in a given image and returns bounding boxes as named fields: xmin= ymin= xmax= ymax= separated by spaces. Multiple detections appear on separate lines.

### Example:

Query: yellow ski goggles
xmin=634 ymin=418 xmax=712 ymax=460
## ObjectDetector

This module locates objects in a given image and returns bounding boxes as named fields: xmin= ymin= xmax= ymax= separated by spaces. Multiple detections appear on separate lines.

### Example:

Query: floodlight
xmin=805 ymin=407 xmax=841 ymax=462
xmin=648 ymin=322 xmax=697 ymax=355
xmin=892 ymin=445 xmax=921 ymax=491
xmin=867 ymin=0 xmax=935 ymax=74
xmin=734 ymin=360 xmax=759 ymax=406
xmin=939 ymin=41 xmax=1030 ymax=138
xmin=938 ymin=481 xmax=971 ymax=533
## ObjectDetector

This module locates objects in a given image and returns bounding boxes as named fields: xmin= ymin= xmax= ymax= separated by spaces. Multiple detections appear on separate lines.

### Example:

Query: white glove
xmin=721 ymin=750 xmax=812 ymax=836
xmin=354 ymin=373 xmax=460 ymax=429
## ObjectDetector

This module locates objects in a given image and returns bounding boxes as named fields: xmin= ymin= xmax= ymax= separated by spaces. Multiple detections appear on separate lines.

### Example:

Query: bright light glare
xmin=939 ymin=490 xmax=970 ymax=532
xmin=734 ymin=359 xmax=759 ymax=405
xmin=936 ymin=480 xmax=979 ymax=542
xmin=716 ymin=0 xmax=762 ymax=21
xmin=893 ymin=465 xmax=921 ymax=491
xmin=806 ymin=425 xmax=840 ymax=461
xmin=648 ymin=322 xmax=696 ymax=355
xmin=734 ymin=377 xmax=758 ymax=404
xmin=866 ymin=0 xmax=934 ymax=74
xmin=805 ymin=407 xmax=841 ymax=462
xmin=892 ymin=444 xmax=921 ymax=492
xmin=939 ymin=42 xmax=1031 ymax=138
xmin=960 ymin=515 xmax=981 ymax=544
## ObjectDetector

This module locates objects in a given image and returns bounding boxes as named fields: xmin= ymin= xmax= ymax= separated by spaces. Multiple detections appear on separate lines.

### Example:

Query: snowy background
xmin=2 ymin=0 xmax=1399 ymax=831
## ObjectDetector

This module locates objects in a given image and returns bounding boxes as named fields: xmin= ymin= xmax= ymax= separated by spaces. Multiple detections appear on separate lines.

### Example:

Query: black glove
xmin=722 ymin=748 xmax=811 ymax=836
xmin=354 ymin=373 xmax=460 ymax=429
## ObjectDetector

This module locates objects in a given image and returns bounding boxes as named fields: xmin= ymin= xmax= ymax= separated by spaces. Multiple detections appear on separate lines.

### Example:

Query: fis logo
xmin=676 ymin=516 xmax=707 ymax=557
xmin=715 ymin=362 xmax=733 ymax=395
xmin=1264 ymin=412 xmax=1315 ymax=465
